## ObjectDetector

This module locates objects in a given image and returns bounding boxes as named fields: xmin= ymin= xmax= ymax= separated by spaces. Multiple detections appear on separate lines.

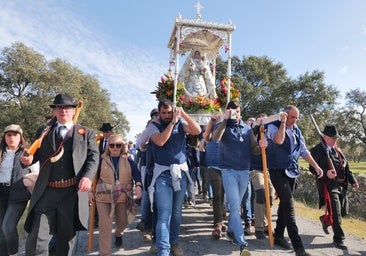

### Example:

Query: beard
xmin=160 ymin=117 xmax=172 ymax=126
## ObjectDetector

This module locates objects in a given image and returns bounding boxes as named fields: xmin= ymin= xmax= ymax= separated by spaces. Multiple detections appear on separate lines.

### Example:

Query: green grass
xmin=294 ymin=201 xmax=366 ymax=239
xmin=299 ymin=159 xmax=366 ymax=175
xmin=297 ymin=159 xmax=366 ymax=238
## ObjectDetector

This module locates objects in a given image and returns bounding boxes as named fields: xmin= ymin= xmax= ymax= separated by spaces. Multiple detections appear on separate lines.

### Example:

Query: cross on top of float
xmin=167 ymin=2 xmax=236 ymax=59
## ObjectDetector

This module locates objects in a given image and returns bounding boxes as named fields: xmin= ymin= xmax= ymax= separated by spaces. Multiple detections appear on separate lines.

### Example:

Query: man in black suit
xmin=98 ymin=123 xmax=113 ymax=154
xmin=309 ymin=125 xmax=359 ymax=251
xmin=21 ymin=93 xmax=99 ymax=256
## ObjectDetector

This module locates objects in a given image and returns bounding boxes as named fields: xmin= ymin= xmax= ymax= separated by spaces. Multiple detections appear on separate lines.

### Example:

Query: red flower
xmin=78 ymin=128 xmax=86 ymax=135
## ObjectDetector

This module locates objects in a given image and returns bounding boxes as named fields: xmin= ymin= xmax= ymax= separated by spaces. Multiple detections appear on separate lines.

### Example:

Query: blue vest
xmin=218 ymin=119 xmax=251 ymax=170
xmin=205 ymin=140 xmax=219 ymax=167
xmin=150 ymin=120 xmax=186 ymax=166
xmin=250 ymin=153 xmax=263 ymax=171
xmin=267 ymin=121 xmax=302 ymax=170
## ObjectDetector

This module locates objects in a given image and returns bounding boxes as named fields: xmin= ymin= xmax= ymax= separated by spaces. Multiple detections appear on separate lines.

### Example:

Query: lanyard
xmin=110 ymin=156 xmax=120 ymax=182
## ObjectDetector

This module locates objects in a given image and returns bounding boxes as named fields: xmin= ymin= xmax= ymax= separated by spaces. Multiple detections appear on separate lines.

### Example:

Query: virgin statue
xmin=178 ymin=50 xmax=217 ymax=99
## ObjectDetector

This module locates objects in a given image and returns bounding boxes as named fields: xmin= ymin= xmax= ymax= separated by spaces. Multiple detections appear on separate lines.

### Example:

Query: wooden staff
xmin=73 ymin=100 xmax=83 ymax=124
xmin=88 ymin=133 xmax=102 ymax=252
xmin=88 ymin=175 xmax=97 ymax=252
xmin=259 ymin=125 xmax=274 ymax=247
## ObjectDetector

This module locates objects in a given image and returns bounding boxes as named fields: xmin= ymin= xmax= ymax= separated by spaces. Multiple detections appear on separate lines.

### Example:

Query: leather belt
xmin=0 ymin=182 xmax=10 ymax=187
xmin=48 ymin=177 xmax=76 ymax=188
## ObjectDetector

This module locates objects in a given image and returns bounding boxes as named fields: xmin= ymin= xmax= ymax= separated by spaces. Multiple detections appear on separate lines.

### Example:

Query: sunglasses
xmin=109 ymin=143 xmax=123 ymax=149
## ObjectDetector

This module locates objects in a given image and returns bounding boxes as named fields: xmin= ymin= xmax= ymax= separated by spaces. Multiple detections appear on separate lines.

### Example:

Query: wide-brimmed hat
xmin=49 ymin=94 xmax=77 ymax=108
xmin=4 ymin=124 xmax=23 ymax=136
xmin=322 ymin=125 xmax=341 ymax=138
xmin=100 ymin=123 xmax=113 ymax=132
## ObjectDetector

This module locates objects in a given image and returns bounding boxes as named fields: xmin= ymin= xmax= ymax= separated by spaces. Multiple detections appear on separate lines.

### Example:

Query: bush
xmin=294 ymin=167 xmax=366 ymax=220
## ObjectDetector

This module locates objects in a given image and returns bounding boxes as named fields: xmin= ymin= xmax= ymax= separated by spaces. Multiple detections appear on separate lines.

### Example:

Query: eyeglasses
xmin=109 ymin=143 xmax=123 ymax=149
xmin=55 ymin=106 xmax=74 ymax=111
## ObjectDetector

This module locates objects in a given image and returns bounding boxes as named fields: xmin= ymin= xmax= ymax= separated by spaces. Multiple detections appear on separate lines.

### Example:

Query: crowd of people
xmin=131 ymin=101 xmax=360 ymax=256
xmin=0 ymin=92 xmax=360 ymax=256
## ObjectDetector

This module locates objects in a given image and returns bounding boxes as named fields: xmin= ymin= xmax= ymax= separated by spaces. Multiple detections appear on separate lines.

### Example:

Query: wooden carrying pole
xmin=259 ymin=125 xmax=274 ymax=247
xmin=88 ymin=175 xmax=97 ymax=252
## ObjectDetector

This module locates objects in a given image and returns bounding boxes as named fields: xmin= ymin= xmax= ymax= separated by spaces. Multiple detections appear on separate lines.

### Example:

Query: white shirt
xmin=57 ymin=121 xmax=73 ymax=139
xmin=0 ymin=148 xmax=17 ymax=183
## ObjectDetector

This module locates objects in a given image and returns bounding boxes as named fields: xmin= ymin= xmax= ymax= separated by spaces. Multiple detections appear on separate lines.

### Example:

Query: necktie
xmin=58 ymin=125 xmax=67 ymax=139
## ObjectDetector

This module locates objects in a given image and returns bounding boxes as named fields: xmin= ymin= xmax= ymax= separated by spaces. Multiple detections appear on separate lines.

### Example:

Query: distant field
xmin=299 ymin=159 xmax=366 ymax=175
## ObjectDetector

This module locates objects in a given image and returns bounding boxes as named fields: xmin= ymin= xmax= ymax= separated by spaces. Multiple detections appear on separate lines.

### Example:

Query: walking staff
xmin=259 ymin=125 xmax=274 ymax=247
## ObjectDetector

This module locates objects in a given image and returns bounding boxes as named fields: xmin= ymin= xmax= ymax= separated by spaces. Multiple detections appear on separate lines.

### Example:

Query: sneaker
xmin=319 ymin=215 xmax=330 ymax=234
xmin=184 ymin=200 xmax=189 ymax=208
xmin=170 ymin=243 xmax=184 ymax=256
xmin=227 ymin=231 xmax=238 ymax=245
xmin=244 ymin=224 xmax=255 ymax=236
xmin=136 ymin=221 xmax=144 ymax=232
xmin=142 ymin=231 xmax=152 ymax=242
xmin=221 ymin=223 xmax=228 ymax=233
xmin=255 ymin=230 xmax=265 ymax=239
xmin=115 ymin=236 xmax=122 ymax=247
xmin=212 ymin=223 xmax=222 ymax=239
xmin=240 ymin=244 xmax=251 ymax=256
xmin=274 ymin=237 xmax=292 ymax=250
xmin=149 ymin=243 xmax=157 ymax=255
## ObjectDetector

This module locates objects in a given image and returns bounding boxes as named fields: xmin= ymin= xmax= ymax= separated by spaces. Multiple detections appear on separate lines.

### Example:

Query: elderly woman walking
xmin=89 ymin=134 xmax=142 ymax=256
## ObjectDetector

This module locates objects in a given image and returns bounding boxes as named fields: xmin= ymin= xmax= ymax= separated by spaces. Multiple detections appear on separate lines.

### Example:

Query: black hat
xmin=150 ymin=108 xmax=158 ymax=118
xmin=322 ymin=125 xmax=341 ymax=138
xmin=100 ymin=123 xmax=113 ymax=132
xmin=49 ymin=94 xmax=77 ymax=108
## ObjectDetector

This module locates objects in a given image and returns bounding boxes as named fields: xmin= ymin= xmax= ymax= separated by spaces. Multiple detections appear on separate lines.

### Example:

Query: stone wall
xmin=294 ymin=167 xmax=366 ymax=220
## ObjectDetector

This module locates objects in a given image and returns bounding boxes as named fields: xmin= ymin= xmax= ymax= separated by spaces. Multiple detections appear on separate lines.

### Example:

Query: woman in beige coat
xmin=91 ymin=134 xmax=142 ymax=256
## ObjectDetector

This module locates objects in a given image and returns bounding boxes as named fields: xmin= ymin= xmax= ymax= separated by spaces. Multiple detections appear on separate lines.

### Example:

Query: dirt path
xmin=67 ymin=198 xmax=365 ymax=256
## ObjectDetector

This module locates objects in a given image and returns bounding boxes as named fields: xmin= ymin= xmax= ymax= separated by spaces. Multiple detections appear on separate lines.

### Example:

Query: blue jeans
xmin=154 ymin=171 xmax=187 ymax=256
xmin=242 ymin=179 xmax=254 ymax=224
xmin=222 ymin=169 xmax=250 ymax=246
xmin=3 ymin=201 xmax=28 ymax=254
xmin=141 ymin=189 xmax=153 ymax=231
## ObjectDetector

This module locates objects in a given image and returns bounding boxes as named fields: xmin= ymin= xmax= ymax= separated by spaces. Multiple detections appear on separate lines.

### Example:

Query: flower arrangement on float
xmin=215 ymin=77 xmax=241 ymax=108
xmin=151 ymin=73 xmax=241 ymax=113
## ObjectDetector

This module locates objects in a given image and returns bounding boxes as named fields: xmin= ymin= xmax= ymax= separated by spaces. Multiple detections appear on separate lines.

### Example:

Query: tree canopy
xmin=215 ymin=55 xmax=365 ymax=158
xmin=0 ymin=42 xmax=129 ymax=141
xmin=0 ymin=42 xmax=365 ymax=160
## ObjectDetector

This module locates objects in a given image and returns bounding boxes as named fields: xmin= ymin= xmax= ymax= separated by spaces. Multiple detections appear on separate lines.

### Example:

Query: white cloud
xmin=339 ymin=65 xmax=349 ymax=74
xmin=0 ymin=0 xmax=166 ymax=139
xmin=362 ymin=27 xmax=366 ymax=35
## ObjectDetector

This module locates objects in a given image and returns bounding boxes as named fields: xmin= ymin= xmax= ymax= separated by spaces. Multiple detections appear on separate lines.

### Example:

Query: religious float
xmin=151 ymin=2 xmax=239 ymax=125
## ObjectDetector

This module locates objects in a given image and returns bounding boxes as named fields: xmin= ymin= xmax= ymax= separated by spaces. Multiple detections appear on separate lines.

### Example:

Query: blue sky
xmin=1 ymin=0 xmax=365 ymax=140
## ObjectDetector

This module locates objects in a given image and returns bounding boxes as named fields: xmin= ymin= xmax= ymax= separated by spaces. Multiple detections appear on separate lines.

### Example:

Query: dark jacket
xmin=24 ymin=124 xmax=99 ymax=232
xmin=309 ymin=143 xmax=357 ymax=211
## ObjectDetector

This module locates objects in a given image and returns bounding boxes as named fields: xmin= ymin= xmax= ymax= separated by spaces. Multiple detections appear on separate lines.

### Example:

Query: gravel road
xmin=67 ymin=197 xmax=365 ymax=256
